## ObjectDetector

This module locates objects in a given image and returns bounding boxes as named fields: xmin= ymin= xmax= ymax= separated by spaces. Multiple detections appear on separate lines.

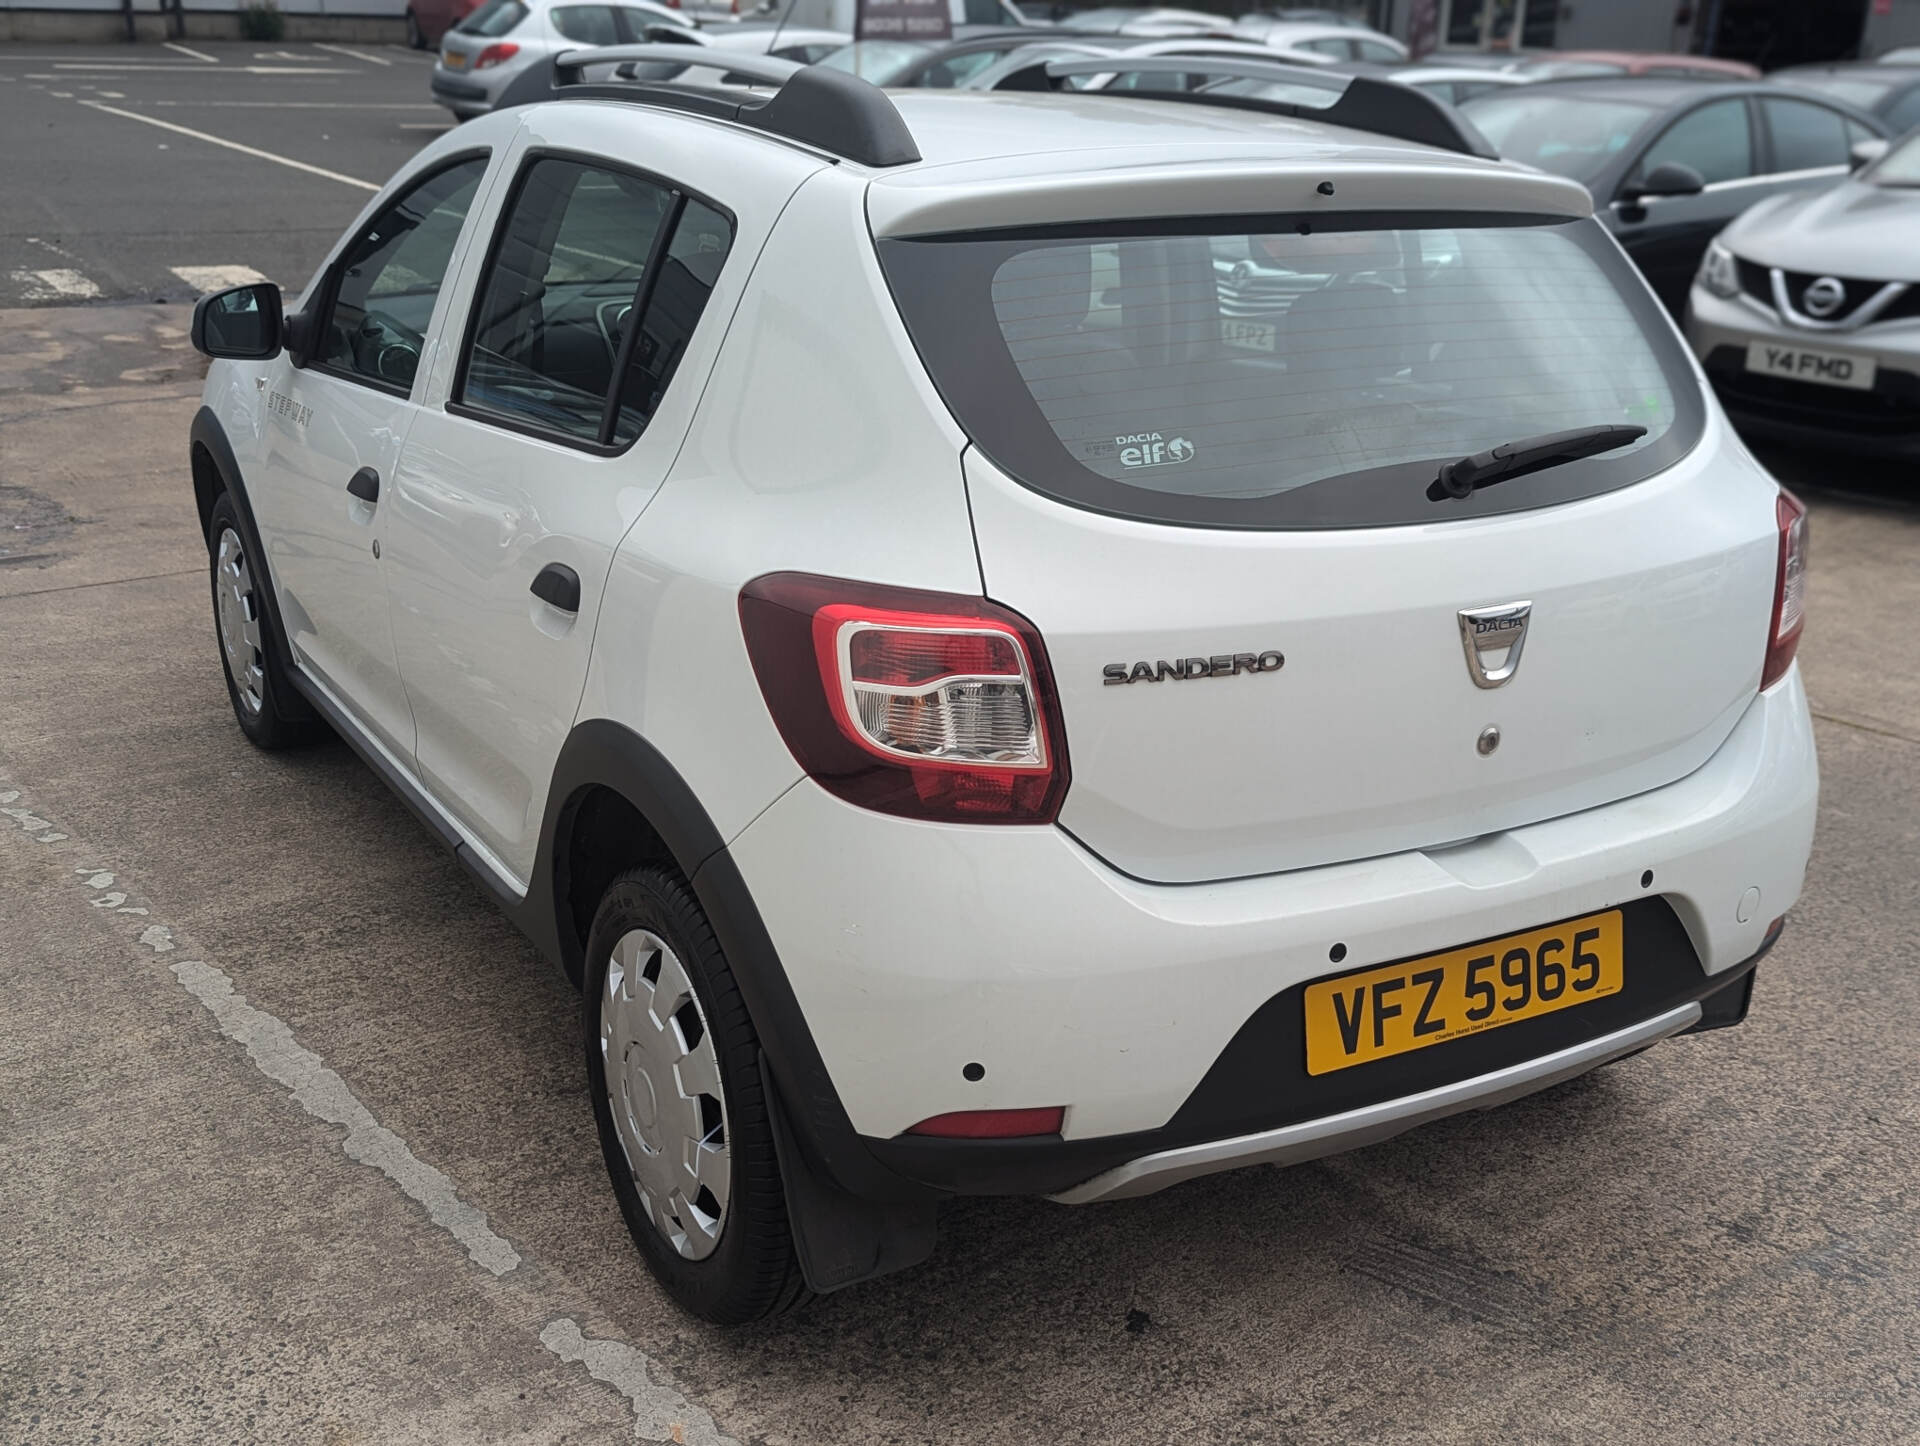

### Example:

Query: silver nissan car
xmin=1686 ymin=128 xmax=1920 ymax=458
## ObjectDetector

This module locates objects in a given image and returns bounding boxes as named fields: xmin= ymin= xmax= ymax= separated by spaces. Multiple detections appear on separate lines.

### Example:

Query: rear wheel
xmin=583 ymin=866 xmax=808 ymax=1323
xmin=207 ymin=493 xmax=320 ymax=750
xmin=405 ymin=7 xmax=426 ymax=47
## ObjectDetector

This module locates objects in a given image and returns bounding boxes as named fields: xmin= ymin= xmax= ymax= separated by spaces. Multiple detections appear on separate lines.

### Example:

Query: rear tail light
xmin=739 ymin=573 xmax=1070 ymax=824
xmin=906 ymin=1107 xmax=1065 ymax=1139
xmin=474 ymin=41 xmax=520 ymax=67
xmin=1762 ymin=489 xmax=1808 ymax=690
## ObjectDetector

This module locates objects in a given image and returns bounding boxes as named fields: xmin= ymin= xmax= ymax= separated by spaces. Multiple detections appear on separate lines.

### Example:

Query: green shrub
xmin=239 ymin=0 xmax=285 ymax=41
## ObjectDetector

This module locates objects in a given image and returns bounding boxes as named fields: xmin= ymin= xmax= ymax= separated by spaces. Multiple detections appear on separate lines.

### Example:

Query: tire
xmin=405 ymin=8 xmax=426 ymax=48
xmin=584 ymin=866 xmax=809 ymax=1324
xmin=206 ymin=493 xmax=322 ymax=750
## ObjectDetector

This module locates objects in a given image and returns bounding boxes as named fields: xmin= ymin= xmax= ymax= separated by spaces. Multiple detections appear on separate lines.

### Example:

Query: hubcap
xmin=601 ymin=929 xmax=730 ymax=1260
xmin=214 ymin=527 xmax=267 ymax=715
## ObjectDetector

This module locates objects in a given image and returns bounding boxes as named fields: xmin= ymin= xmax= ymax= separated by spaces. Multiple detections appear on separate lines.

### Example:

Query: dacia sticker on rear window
xmin=1112 ymin=432 xmax=1194 ymax=469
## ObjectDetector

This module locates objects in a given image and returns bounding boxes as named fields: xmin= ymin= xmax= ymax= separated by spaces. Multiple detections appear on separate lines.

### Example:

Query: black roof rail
xmin=493 ymin=44 xmax=921 ymax=168
xmin=1000 ymin=55 xmax=1497 ymax=159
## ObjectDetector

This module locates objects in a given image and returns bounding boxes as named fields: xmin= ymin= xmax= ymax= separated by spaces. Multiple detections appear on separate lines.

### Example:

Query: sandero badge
xmin=1103 ymin=650 xmax=1285 ymax=684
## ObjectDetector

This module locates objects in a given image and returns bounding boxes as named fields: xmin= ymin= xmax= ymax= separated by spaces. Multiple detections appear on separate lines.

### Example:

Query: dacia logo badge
xmin=1457 ymin=602 xmax=1531 ymax=689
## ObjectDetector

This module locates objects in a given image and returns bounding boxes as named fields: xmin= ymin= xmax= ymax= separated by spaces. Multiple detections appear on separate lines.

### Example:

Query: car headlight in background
xmin=1698 ymin=240 xmax=1741 ymax=299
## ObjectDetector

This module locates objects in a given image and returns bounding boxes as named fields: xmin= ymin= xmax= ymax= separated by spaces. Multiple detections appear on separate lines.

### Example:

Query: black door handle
xmin=347 ymin=467 xmax=380 ymax=504
xmin=530 ymin=562 xmax=580 ymax=613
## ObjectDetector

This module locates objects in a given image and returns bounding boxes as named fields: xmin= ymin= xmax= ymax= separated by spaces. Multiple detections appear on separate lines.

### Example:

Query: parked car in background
xmin=1381 ymin=63 xmax=1530 ymax=105
xmin=1460 ymin=78 xmax=1886 ymax=314
xmin=1516 ymin=50 xmax=1759 ymax=80
xmin=1054 ymin=7 xmax=1234 ymax=36
xmin=966 ymin=35 xmax=1333 ymax=90
xmin=406 ymin=0 xmax=486 ymax=50
xmin=1686 ymin=125 xmax=1920 ymax=457
xmin=1230 ymin=16 xmax=1405 ymax=60
xmin=815 ymin=28 xmax=1078 ymax=87
xmin=432 ymin=0 xmax=697 ymax=118
xmin=1771 ymin=63 xmax=1920 ymax=138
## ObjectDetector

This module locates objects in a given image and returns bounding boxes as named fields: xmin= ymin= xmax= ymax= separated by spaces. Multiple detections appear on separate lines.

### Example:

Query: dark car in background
xmin=1771 ymin=63 xmax=1920 ymax=138
xmin=1461 ymin=78 xmax=1888 ymax=315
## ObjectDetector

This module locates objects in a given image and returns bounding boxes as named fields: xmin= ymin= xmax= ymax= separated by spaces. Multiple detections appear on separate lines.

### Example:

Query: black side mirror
xmin=190 ymin=282 xmax=284 ymax=359
xmin=1620 ymin=160 xmax=1706 ymax=206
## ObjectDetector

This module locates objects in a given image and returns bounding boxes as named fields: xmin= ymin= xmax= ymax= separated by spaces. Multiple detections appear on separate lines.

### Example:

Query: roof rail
xmin=493 ymin=45 xmax=921 ymax=168
xmin=1000 ymin=55 xmax=1497 ymax=159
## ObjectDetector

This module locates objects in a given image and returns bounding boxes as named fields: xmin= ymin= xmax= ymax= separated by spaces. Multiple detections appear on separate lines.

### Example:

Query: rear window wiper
xmin=1427 ymin=424 xmax=1648 ymax=502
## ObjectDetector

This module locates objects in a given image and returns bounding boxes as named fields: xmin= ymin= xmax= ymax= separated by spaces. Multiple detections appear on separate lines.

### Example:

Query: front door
xmin=251 ymin=155 xmax=493 ymax=759
xmin=1611 ymin=96 xmax=1756 ymax=315
xmin=383 ymin=139 xmax=747 ymax=883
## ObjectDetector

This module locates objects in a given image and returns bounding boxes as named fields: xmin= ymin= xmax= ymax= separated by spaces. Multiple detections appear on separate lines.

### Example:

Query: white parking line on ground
xmin=78 ymin=101 xmax=380 ymax=192
xmin=9 ymin=268 xmax=102 ymax=301
xmin=314 ymin=41 xmax=392 ymax=65
xmin=171 ymin=265 xmax=271 ymax=293
xmin=0 ymin=771 xmax=741 ymax=1446
xmin=51 ymin=63 xmax=355 ymax=74
xmin=163 ymin=40 xmax=219 ymax=63
xmin=135 ymin=100 xmax=440 ymax=109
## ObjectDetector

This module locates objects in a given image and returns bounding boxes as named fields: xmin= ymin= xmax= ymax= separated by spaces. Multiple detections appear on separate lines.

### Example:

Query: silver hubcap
xmin=601 ymin=929 xmax=730 ymax=1260
xmin=214 ymin=527 xmax=266 ymax=715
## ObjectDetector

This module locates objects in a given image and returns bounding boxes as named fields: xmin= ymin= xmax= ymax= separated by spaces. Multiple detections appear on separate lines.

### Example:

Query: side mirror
xmin=1621 ymin=161 xmax=1706 ymax=206
xmin=190 ymin=283 xmax=284 ymax=359
xmin=1850 ymin=137 xmax=1889 ymax=171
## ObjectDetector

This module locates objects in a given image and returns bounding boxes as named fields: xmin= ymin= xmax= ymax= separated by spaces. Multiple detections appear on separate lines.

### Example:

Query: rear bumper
xmin=726 ymin=667 xmax=1817 ymax=1199
xmin=1686 ymin=287 xmax=1920 ymax=459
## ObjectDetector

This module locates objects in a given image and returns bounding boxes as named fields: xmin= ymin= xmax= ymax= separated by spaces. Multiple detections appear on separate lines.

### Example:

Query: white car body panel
xmin=730 ymin=668 xmax=1816 ymax=1141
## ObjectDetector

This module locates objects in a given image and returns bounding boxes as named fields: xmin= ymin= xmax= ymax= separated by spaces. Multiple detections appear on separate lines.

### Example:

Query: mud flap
xmin=760 ymin=1054 xmax=938 ymax=1294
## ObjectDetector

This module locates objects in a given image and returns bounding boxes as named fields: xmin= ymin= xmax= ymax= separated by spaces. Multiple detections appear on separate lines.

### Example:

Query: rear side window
xmin=879 ymin=215 xmax=1700 ymax=530
xmin=455 ymin=156 xmax=733 ymax=449
xmin=1355 ymin=39 xmax=1400 ymax=61
xmin=552 ymin=4 xmax=619 ymax=43
xmin=1887 ymin=87 xmax=1920 ymax=132
xmin=1762 ymin=97 xmax=1851 ymax=171
xmin=458 ymin=0 xmax=526 ymax=35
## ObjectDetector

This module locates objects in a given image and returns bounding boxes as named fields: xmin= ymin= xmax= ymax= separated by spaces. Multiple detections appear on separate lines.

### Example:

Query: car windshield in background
xmin=1458 ymin=92 xmax=1657 ymax=182
xmin=880 ymin=215 xmax=1695 ymax=529
xmin=458 ymin=0 xmax=529 ymax=34
xmin=1872 ymin=132 xmax=1920 ymax=185
xmin=815 ymin=41 xmax=933 ymax=84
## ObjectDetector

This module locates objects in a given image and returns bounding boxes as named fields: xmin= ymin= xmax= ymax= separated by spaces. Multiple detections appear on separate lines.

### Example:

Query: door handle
xmin=530 ymin=562 xmax=580 ymax=614
xmin=347 ymin=467 xmax=380 ymax=504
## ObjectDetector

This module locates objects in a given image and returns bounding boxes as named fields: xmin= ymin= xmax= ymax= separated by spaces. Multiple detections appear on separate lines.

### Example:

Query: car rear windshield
xmin=458 ymin=0 xmax=528 ymax=35
xmin=878 ymin=213 xmax=1701 ymax=530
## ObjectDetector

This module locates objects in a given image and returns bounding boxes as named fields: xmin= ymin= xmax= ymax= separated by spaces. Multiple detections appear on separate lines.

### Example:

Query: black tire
xmin=583 ymin=866 xmax=809 ymax=1324
xmin=206 ymin=493 xmax=323 ymax=750
xmin=405 ymin=8 xmax=426 ymax=48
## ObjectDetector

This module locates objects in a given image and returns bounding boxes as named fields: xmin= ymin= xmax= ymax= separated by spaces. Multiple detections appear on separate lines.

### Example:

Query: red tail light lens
xmin=474 ymin=41 xmax=520 ymax=67
xmin=739 ymin=573 xmax=1070 ymax=824
xmin=1762 ymin=489 xmax=1808 ymax=691
xmin=906 ymin=1107 xmax=1065 ymax=1139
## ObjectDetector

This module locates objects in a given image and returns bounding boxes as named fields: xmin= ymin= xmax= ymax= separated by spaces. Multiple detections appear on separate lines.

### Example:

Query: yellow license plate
xmin=1304 ymin=910 xmax=1624 ymax=1076
xmin=444 ymin=50 xmax=467 ymax=68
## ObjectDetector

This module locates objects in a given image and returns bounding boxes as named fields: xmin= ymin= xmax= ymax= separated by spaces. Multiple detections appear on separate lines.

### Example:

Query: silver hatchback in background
xmin=1686 ymin=128 xmax=1920 ymax=458
xmin=431 ymin=0 xmax=697 ymax=118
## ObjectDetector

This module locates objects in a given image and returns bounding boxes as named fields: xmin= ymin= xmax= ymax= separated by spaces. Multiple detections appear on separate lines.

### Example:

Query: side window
xmin=457 ymin=157 xmax=732 ymax=448
xmin=1634 ymin=98 xmax=1753 ymax=187
xmin=1886 ymin=89 xmax=1920 ymax=133
xmin=318 ymin=157 xmax=488 ymax=393
xmin=552 ymin=4 xmax=619 ymax=43
xmin=1356 ymin=40 xmax=1401 ymax=61
xmin=920 ymin=49 xmax=1004 ymax=88
xmin=1303 ymin=37 xmax=1353 ymax=58
xmin=610 ymin=200 xmax=733 ymax=443
xmin=1762 ymin=98 xmax=1851 ymax=172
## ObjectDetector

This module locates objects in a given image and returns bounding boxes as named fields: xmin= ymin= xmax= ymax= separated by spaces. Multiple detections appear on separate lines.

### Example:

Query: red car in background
xmin=1521 ymin=49 xmax=1760 ymax=79
xmin=404 ymin=0 xmax=487 ymax=48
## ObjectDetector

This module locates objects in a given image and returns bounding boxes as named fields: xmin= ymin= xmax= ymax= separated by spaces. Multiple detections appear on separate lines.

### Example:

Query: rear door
xmin=383 ymin=110 xmax=823 ymax=884
xmin=881 ymin=210 xmax=1783 ymax=884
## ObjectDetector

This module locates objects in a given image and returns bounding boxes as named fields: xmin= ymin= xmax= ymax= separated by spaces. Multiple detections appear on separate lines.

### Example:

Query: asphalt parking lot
xmin=4 ymin=40 xmax=1920 ymax=1446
